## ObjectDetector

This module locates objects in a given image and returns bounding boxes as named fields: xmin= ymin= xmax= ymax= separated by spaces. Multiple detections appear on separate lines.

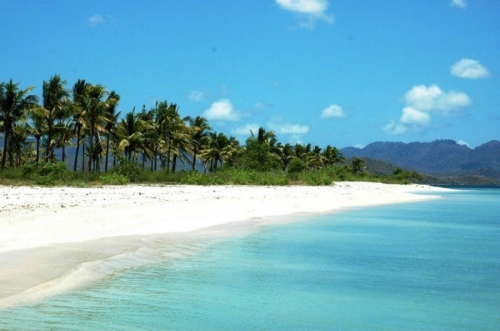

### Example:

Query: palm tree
xmin=0 ymin=80 xmax=38 ymax=169
xmin=116 ymin=109 xmax=152 ymax=164
xmin=71 ymin=79 xmax=89 ymax=171
xmin=42 ymin=74 xmax=70 ymax=161
xmin=9 ymin=123 xmax=31 ymax=167
xmin=307 ymin=145 xmax=324 ymax=170
xmin=148 ymin=101 xmax=168 ymax=171
xmin=55 ymin=118 xmax=74 ymax=163
xmin=277 ymin=143 xmax=295 ymax=171
xmin=244 ymin=127 xmax=280 ymax=171
xmin=322 ymin=145 xmax=344 ymax=166
xmin=351 ymin=157 xmax=365 ymax=174
xmin=161 ymin=103 xmax=189 ymax=173
xmin=103 ymin=91 xmax=120 ymax=172
xmin=27 ymin=106 xmax=48 ymax=163
xmin=185 ymin=115 xmax=212 ymax=171
xmin=84 ymin=84 xmax=110 ymax=171
xmin=199 ymin=132 xmax=232 ymax=172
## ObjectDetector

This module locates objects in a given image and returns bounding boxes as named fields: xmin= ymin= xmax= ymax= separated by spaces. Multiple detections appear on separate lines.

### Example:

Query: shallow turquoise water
xmin=1 ymin=188 xmax=499 ymax=330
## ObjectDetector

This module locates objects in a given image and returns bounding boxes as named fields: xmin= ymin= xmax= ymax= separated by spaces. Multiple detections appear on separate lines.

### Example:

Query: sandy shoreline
xmin=0 ymin=182 xmax=446 ymax=307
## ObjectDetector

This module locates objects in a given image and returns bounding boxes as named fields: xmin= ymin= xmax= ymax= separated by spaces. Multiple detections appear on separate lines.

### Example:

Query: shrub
xmin=109 ymin=160 xmax=141 ymax=182
xmin=21 ymin=162 xmax=68 ymax=186
xmin=180 ymin=172 xmax=209 ymax=185
xmin=288 ymin=159 xmax=306 ymax=180
xmin=100 ymin=173 xmax=130 ymax=185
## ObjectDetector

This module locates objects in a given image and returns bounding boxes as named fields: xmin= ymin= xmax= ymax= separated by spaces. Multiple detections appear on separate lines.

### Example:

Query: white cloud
xmin=276 ymin=0 xmax=328 ymax=14
xmin=203 ymin=99 xmax=239 ymax=121
xmin=451 ymin=58 xmax=490 ymax=79
xmin=275 ymin=0 xmax=333 ymax=27
xmin=254 ymin=102 xmax=273 ymax=110
xmin=320 ymin=104 xmax=345 ymax=118
xmin=403 ymin=84 xmax=471 ymax=114
xmin=450 ymin=0 xmax=467 ymax=9
xmin=383 ymin=83 xmax=472 ymax=136
xmin=382 ymin=120 xmax=407 ymax=135
xmin=457 ymin=139 xmax=469 ymax=146
xmin=88 ymin=14 xmax=104 ymax=27
xmin=231 ymin=121 xmax=309 ymax=143
xmin=400 ymin=107 xmax=430 ymax=125
xmin=231 ymin=123 xmax=261 ymax=136
xmin=271 ymin=123 xmax=310 ymax=135
xmin=188 ymin=91 xmax=205 ymax=102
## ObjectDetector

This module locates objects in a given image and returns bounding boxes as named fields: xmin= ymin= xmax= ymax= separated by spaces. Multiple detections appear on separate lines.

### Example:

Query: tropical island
xmin=0 ymin=75 xmax=421 ymax=186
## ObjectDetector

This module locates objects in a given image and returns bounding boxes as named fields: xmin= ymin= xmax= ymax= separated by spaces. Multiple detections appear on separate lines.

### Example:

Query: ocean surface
xmin=1 ymin=188 xmax=499 ymax=330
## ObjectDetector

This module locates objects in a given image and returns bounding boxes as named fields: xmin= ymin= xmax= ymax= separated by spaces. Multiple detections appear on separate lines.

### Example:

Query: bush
xmin=288 ymin=159 xmax=306 ymax=180
xmin=100 ymin=173 xmax=130 ymax=185
xmin=21 ymin=162 xmax=68 ymax=186
xmin=109 ymin=160 xmax=141 ymax=182
xmin=180 ymin=172 xmax=209 ymax=185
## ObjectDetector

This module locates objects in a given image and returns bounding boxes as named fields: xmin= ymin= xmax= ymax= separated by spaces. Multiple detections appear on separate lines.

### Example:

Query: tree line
xmin=0 ymin=75 xmax=346 ymax=175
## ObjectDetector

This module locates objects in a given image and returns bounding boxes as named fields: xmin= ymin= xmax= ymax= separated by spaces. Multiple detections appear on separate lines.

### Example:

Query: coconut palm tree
xmin=72 ymin=79 xmax=89 ymax=171
xmin=322 ymin=145 xmax=344 ymax=166
xmin=26 ymin=106 xmax=48 ymax=163
xmin=185 ymin=115 xmax=212 ymax=171
xmin=199 ymin=132 xmax=232 ymax=172
xmin=9 ymin=122 xmax=31 ymax=167
xmin=116 ymin=109 xmax=153 ymax=164
xmin=103 ymin=91 xmax=120 ymax=172
xmin=42 ymin=74 xmax=70 ymax=161
xmin=307 ymin=145 xmax=324 ymax=170
xmin=161 ymin=103 xmax=189 ymax=173
xmin=244 ymin=127 xmax=280 ymax=171
xmin=0 ymin=80 xmax=38 ymax=170
xmin=84 ymin=84 xmax=110 ymax=171
xmin=148 ymin=101 xmax=169 ymax=171
xmin=277 ymin=142 xmax=295 ymax=171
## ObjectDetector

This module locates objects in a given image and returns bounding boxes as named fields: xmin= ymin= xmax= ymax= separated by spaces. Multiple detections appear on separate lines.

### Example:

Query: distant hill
xmin=341 ymin=139 xmax=500 ymax=184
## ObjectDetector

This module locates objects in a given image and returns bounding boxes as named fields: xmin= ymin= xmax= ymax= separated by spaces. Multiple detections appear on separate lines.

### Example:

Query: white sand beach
xmin=0 ymin=182 xmax=445 ymax=307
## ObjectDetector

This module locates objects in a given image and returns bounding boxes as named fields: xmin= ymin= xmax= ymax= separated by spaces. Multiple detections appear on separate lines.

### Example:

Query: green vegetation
xmin=1 ymin=76 xmax=421 ymax=186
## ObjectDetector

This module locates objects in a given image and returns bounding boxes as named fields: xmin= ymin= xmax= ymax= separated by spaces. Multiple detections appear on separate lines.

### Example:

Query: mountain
xmin=341 ymin=140 xmax=500 ymax=182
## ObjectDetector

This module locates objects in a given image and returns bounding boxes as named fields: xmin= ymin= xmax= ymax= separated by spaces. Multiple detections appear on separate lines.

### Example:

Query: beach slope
xmin=0 ymin=182 xmax=444 ymax=307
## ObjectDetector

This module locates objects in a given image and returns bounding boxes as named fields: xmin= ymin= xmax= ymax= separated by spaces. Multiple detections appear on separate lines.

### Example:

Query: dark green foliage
xmin=239 ymin=138 xmax=280 ymax=172
xmin=108 ymin=159 xmax=141 ymax=182
xmin=351 ymin=158 xmax=365 ymax=174
xmin=287 ymin=158 xmax=306 ymax=180
xmin=288 ymin=158 xmax=306 ymax=174
xmin=21 ymin=162 xmax=68 ymax=186
xmin=100 ymin=173 xmax=130 ymax=185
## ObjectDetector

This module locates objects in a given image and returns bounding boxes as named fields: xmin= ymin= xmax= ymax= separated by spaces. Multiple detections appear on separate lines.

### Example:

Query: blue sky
xmin=2 ymin=0 xmax=499 ymax=148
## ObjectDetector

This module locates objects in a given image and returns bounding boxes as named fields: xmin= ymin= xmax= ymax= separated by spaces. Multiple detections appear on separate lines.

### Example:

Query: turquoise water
xmin=1 ymin=188 xmax=499 ymax=330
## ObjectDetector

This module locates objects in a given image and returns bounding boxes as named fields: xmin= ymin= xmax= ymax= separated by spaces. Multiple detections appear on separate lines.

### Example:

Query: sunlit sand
xmin=0 ymin=183 xmax=446 ymax=308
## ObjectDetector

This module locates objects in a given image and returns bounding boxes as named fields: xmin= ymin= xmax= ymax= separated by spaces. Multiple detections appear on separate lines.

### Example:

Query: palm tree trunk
xmin=82 ymin=143 xmax=86 ymax=172
xmin=74 ymin=125 xmax=81 ymax=172
xmin=166 ymin=144 xmax=171 ymax=174
xmin=1 ymin=126 xmax=11 ymax=170
xmin=192 ymin=148 xmax=197 ymax=171
xmin=61 ymin=136 xmax=67 ymax=163
xmin=153 ymin=149 xmax=157 ymax=171
xmin=35 ymin=136 xmax=41 ymax=163
xmin=172 ymin=154 xmax=177 ymax=173
xmin=45 ymin=128 xmax=52 ymax=161
xmin=105 ymin=134 xmax=110 ymax=172
xmin=88 ymin=127 xmax=94 ymax=172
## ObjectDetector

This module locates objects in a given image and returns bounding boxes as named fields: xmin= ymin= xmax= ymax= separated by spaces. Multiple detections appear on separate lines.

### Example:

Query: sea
xmin=1 ymin=187 xmax=499 ymax=330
